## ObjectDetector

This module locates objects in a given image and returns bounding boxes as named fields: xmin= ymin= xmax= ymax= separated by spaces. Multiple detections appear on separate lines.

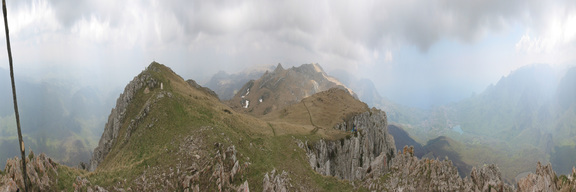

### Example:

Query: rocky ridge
xmin=186 ymin=79 xmax=219 ymax=99
xmin=89 ymin=64 xmax=163 ymax=171
xmin=304 ymin=108 xmax=396 ymax=181
xmin=372 ymin=146 xmax=515 ymax=191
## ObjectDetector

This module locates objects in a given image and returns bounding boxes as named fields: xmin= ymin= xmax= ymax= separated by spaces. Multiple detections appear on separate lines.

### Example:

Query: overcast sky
xmin=0 ymin=0 xmax=575 ymax=108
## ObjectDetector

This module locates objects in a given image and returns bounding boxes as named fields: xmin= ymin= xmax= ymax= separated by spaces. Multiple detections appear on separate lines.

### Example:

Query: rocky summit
xmin=1 ymin=62 xmax=576 ymax=191
xmin=227 ymin=63 xmax=356 ymax=117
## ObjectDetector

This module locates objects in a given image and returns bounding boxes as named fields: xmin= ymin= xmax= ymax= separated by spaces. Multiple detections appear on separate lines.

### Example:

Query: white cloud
xmin=71 ymin=15 xmax=110 ymax=44
xmin=1 ymin=0 xmax=576 ymax=107
xmin=9 ymin=0 xmax=60 ymax=39
xmin=515 ymin=3 xmax=576 ymax=66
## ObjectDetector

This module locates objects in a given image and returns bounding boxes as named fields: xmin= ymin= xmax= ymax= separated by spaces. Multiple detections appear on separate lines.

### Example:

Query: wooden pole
xmin=2 ymin=0 xmax=29 ymax=191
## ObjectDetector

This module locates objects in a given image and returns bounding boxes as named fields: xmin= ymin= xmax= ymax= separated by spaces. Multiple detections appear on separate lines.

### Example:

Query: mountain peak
xmin=274 ymin=63 xmax=284 ymax=73
xmin=227 ymin=63 xmax=356 ymax=116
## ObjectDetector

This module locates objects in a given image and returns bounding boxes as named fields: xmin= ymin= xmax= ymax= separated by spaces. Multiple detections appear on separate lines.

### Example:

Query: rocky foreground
xmin=2 ymin=146 xmax=575 ymax=191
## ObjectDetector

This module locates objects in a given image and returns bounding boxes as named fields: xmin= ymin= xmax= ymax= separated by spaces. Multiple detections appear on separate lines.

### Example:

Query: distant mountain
xmin=422 ymin=136 xmax=472 ymax=178
xmin=0 ymin=67 xmax=117 ymax=166
xmin=452 ymin=64 xmax=557 ymax=139
xmin=329 ymin=70 xmax=428 ymax=126
xmin=387 ymin=124 xmax=426 ymax=157
xmin=204 ymin=66 xmax=273 ymax=100
xmin=391 ymin=64 xmax=576 ymax=177
xmin=226 ymin=63 xmax=356 ymax=116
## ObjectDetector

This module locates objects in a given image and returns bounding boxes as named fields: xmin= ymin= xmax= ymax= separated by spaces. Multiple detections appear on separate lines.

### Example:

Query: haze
xmin=1 ymin=0 xmax=576 ymax=108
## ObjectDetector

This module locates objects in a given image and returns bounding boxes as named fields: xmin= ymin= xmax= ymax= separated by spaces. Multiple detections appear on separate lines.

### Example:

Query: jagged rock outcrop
xmin=378 ymin=146 xmax=472 ymax=191
xmin=0 ymin=153 xmax=58 ymax=191
xmin=378 ymin=146 xmax=515 ymax=191
xmin=470 ymin=164 xmax=509 ymax=191
xmin=89 ymin=64 xmax=162 ymax=171
xmin=517 ymin=162 xmax=556 ymax=191
xmin=305 ymin=108 xmax=396 ymax=180
xmin=262 ymin=169 xmax=291 ymax=192
xmin=517 ymin=162 xmax=576 ymax=192
xmin=208 ymin=145 xmax=250 ymax=192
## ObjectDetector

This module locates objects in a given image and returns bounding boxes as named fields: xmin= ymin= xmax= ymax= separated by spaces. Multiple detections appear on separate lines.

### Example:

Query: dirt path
xmin=303 ymin=101 xmax=319 ymax=134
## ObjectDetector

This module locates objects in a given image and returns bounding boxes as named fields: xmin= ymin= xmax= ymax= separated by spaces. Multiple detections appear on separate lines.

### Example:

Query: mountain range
xmin=1 ymin=62 xmax=576 ymax=191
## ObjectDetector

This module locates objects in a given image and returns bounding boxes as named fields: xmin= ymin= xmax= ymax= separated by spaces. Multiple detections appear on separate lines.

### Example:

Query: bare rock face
xmin=381 ymin=147 xmax=472 ymax=191
xmin=262 ymin=169 xmax=291 ymax=192
xmin=377 ymin=146 xmax=516 ymax=191
xmin=517 ymin=162 xmax=561 ymax=192
xmin=89 ymin=64 xmax=161 ymax=171
xmin=470 ymin=164 xmax=509 ymax=191
xmin=305 ymin=108 xmax=396 ymax=181
xmin=1 ymin=153 xmax=57 ymax=191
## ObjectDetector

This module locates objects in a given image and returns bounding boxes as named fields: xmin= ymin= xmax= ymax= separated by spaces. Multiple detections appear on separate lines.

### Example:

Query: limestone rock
xmin=1 ymin=153 xmax=57 ymax=191
xmin=305 ymin=108 xmax=396 ymax=181
xmin=378 ymin=146 xmax=516 ymax=191
xmin=262 ymin=169 xmax=291 ymax=192
xmin=0 ymin=177 xmax=18 ymax=192
xmin=517 ymin=162 xmax=557 ymax=192
xmin=470 ymin=164 xmax=507 ymax=191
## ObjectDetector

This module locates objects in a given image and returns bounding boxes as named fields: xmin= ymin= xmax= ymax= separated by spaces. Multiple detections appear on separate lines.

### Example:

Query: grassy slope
xmin=50 ymin=63 xmax=366 ymax=191
xmin=262 ymin=88 xmax=368 ymax=140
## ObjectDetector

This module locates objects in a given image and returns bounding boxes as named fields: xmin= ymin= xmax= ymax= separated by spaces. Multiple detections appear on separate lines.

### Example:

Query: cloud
xmin=7 ymin=0 xmax=572 ymax=65
xmin=2 ymin=0 xmax=576 ymax=107
xmin=516 ymin=4 xmax=576 ymax=54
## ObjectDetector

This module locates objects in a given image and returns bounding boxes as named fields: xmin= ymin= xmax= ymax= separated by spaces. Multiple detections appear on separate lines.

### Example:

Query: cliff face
xmin=89 ymin=64 xmax=162 ymax=171
xmin=305 ymin=108 xmax=396 ymax=180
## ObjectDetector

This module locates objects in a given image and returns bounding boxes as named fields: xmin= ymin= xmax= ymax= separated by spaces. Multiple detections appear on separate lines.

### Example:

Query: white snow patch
xmin=259 ymin=98 xmax=263 ymax=103
xmin=245 ymin=88 xmax=250 ymax=96
xmin=244 ymin=100 xmax=250 ymax=108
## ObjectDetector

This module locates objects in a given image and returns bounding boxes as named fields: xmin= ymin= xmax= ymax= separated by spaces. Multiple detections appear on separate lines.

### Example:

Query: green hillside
xmin=56 ymin=62 xmax=365 ymax=191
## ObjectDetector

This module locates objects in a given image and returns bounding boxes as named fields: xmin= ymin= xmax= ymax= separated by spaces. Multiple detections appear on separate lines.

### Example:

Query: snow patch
xmin=241 ymin=88 xmax=250 ymax=99
xmin=244 ymin=100 xmax=250 ymax=108
xmin=259 ymin=98 xmax=263 ymax=103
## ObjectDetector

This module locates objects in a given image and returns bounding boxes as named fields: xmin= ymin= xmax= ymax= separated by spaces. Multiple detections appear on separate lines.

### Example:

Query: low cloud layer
xmin=1 ymin=0 xmax=575 ymax=107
